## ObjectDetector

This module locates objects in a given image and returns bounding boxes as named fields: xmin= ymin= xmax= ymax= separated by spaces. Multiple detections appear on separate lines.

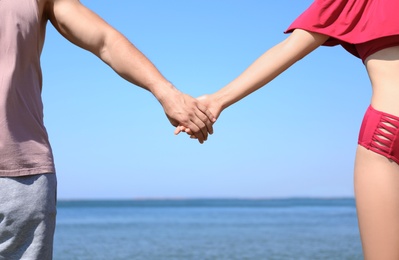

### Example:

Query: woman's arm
xmin=213 ymin=29 xmax=328 ymax=111
xmin=176 ymin=29 xmax=328 ymax=135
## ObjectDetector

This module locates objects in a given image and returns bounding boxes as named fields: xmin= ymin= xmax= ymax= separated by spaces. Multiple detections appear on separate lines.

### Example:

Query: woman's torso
xmin=365 ymin=47 xmax=399 ymax=116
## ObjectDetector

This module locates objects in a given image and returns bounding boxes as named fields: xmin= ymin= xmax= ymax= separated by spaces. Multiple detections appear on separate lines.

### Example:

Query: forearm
xmin=213 ymin=29 xmax=327 ymax=109
xmin=213 ymin=41 xmax=296 ymax=109
xmin=95 ymin=32 xmax=215 ymax=142
xmin=99 ymin=32 xmax=177 ymax=101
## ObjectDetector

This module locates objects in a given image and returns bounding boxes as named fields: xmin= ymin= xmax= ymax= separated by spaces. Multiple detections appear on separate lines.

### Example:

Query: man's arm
xmin=46 ymin=0 xmax=215 ymax=143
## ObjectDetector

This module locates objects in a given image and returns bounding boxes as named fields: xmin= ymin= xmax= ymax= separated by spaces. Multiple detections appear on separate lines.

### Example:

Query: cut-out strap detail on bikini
xmin=370 ymin=114 xmax=399 ymax=154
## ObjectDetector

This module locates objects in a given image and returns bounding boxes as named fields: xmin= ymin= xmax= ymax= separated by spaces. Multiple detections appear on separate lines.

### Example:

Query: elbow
xmin=97 ymin=30 xmax=123 ymax=65
xmin=283 ymin=39 xmax=308 ymax=62
xmin=277 ymin=39 xmax=307 ymax=67
xmin=280 ymin=29 xmax=327 ymax=64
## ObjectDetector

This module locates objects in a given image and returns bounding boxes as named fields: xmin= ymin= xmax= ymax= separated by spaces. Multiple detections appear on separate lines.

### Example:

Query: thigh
xmin=355 ymin=145 xmax=399 ymax=260
xmin=0 ymin=173 xmax=57 ymax=260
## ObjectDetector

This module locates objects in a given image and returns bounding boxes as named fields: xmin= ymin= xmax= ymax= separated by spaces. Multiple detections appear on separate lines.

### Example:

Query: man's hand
xmin=175 ymin=94 xmax=222 ymax=139
xmin=159 ymin=89 xmax=216 ymax=144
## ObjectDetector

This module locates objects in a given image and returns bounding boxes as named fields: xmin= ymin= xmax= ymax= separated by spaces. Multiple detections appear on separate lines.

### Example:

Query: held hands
xmin=175 ymin=94 xmax=223 ymax=139
xmin=160 ymin=90 xmax=217 ymax=144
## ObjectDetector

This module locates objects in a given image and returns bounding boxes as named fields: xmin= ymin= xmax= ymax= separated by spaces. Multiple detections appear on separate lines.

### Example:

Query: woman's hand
xmin=174 ymin=94 xmax=223 ymax=139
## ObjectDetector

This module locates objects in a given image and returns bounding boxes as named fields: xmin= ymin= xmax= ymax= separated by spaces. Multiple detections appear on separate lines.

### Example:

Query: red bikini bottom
xmin=358 ymin=106 xmax=399 ymax=164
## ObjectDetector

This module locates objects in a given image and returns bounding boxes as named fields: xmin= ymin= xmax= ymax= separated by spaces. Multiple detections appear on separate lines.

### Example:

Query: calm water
xmin=53 ymin=199 xmax=363 ymax=260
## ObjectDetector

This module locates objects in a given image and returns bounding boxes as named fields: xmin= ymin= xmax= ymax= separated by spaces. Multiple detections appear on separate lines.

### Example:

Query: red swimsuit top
xmin=285 ymin=0 xmax=399 ymax=62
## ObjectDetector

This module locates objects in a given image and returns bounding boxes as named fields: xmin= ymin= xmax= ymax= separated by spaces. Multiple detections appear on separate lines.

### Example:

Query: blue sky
xmin=41 ymin=1 xmax=371 ymax=199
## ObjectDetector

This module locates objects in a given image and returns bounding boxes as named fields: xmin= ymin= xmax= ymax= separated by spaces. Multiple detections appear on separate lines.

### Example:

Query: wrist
xmin=211 ymin=91 xmax=230 ymax=111
xmin=150 ymin=81 xmax=179 ymax=105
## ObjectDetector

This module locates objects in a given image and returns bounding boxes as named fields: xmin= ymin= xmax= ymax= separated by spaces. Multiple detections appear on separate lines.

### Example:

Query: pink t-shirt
xmin=0 ymin=0 xmax=55 ymax=176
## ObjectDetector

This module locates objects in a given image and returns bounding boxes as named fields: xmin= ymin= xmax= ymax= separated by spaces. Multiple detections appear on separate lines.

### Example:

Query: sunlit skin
xmin=38 ymin=0 xmax=215 ymax=144
xmin=178 ymin=29 xmax=399 ymax=259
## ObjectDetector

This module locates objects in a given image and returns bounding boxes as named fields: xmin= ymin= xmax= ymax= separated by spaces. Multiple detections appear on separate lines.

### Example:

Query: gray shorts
xmin=0 ymin=173 xmax=57 ymax=260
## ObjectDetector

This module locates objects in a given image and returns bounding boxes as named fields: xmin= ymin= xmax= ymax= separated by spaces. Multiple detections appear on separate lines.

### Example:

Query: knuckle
xmin=201 ymin=115 xmax=209 ymax=122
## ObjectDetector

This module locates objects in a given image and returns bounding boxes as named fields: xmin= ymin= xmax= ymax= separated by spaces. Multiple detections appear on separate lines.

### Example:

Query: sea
xmin=53 ymin=198 xmax=363 ymax=260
